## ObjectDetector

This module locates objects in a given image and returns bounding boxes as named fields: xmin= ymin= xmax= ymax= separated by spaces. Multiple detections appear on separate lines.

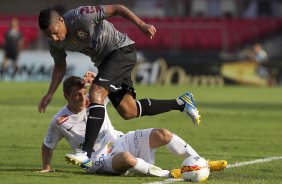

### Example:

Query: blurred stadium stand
xmin=0 ymin=0 xmax=282 ymax=51
xmin=109 ymin=17 xmax=282 ymax=51
xmin=0 ymin=15 xmax=38 ymax=48
xmin=1 ymin=0 xmax=282 ymax=84
xmin=1 ymin=15 xmax=281 ymax=52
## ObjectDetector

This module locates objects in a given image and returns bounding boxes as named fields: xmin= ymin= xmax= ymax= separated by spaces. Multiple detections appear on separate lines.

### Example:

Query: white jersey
xmin=44 ymin=98 xmax=123 ymax=164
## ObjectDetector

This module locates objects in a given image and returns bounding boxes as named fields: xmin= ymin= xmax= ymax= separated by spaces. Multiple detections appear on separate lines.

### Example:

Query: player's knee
xmin=154 ymin=128 xmax=173 ymax=144
xmin=120 ymin=111 xmax=138 ymax=120
xmin=89 ymin=94 xmax=104 ymax=104
xmin=117 ymin=99 xmax=138 ymax=120
xmin=89 ymin=86 xmax=107 ymax=104
xmin=120 ymin=152 xmax=137 ymax=167
xmin=118 ymin=105 xmax=138 ymax=120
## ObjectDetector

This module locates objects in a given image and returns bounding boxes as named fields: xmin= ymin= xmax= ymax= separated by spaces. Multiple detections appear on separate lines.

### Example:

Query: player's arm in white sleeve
xmin=103 ymin=4 xmax=156 ymax=39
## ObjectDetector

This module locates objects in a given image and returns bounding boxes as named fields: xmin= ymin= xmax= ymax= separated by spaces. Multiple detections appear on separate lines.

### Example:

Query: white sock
xmin=148 ymin=164 xmax=170 ymax=177
xmin=133 ymin=158 xmax=170 ymax=177
xmin=165 ymin=134 xmax=199 ymax=158
xmin=133 ymin=158 xmax=149 ymax=174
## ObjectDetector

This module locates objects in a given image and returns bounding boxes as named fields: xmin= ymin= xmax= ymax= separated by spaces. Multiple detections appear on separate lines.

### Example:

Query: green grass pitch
xmin=0 ymin=82 xmax=281 ymax=184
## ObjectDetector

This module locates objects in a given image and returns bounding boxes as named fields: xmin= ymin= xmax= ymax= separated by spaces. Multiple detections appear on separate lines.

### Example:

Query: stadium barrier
xmin=0 ymin=50 xmax=225 ymax=86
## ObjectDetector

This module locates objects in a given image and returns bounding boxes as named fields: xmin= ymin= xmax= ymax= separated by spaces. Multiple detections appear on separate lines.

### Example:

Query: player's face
xmin=43 ymin=17 xmax=67 ymax=42
xmin=65 ymin=86 xmax=88 ymax=113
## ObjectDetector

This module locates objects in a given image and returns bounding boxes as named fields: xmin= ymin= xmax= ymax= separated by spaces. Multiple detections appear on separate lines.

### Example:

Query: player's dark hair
xmin=38 ymin=5 xmax=65 ymax=30
xmin=63 ymin=76 xmax=85 ymax=94
xmin=38 ymin=8 xmax=53 ymax=30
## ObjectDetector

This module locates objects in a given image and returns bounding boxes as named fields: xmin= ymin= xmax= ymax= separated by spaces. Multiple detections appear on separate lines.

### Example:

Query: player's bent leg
xmin=136 ymin=98 xmax=184 ymax=117
xmin=112 ymin=151 xmax=170 ymax=177
xmin=88 ymin=84 xmax=109 ymax=103
xmin=113 ymin=90 xmax=192 ymax=121
xmin=165 ymin=133 xmax=199 ymax=158
xmin=149 ymin=128 xmax=199 ymax=158
xmin=112 ymin=152 xmax=137 ymax=173
xmin=82 ymin=84 xmax=108 ymax=158
xmin=149 ymin=128 xmax=173 ymax=149
xmin=116 ymin=95 xmax=184 ymax=120
xmin=115 ymin=93 xmax=138 ymax=120
xmin=178 ymin=92 xmax=201 ymax=126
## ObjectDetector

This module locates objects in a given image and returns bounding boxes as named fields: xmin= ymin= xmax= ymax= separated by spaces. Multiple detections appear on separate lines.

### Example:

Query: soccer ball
xmin=181 ymin=156 xmax=210 ymax=182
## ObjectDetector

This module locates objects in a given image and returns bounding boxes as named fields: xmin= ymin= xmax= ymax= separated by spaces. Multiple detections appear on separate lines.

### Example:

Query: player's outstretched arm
xmin=38 ymin=61 xmax=66 ymax=113
xmin=104 ymin=4 xmax=156 ymax=39
xmin=37 ymin=143 xmax=54 ymax=173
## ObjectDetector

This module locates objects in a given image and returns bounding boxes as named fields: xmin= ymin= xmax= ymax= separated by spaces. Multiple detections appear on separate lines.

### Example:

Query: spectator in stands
xmin=244 ymin=43 xmax=268 ymax=76
xmin=0 ymin=18 xmax=23 ymax=80
xmin=254 ymin=43 xmax=268 ymax=63
xmin=245 ymin=43 xmax=268 ymax=64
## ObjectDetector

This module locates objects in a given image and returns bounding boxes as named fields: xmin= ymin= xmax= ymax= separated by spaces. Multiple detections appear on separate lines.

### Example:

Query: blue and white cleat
xmin=65 ymin=149 xmax=92 ymax=170
xmin=178 ymin=92 xmax=201 ymax=126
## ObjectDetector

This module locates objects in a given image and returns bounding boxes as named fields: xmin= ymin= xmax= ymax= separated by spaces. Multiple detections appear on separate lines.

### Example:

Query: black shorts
xmin=4 ymin=48 xmax=18 ymax=61
xmin=93 ymin=44 xmax=137 ymax=107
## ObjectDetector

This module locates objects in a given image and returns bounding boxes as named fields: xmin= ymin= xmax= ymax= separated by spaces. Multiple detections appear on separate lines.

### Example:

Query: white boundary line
xmin=144 ymin=156 xmax=282 ymax=184
xmin=226 ymin=156 xmax=282 ymax=168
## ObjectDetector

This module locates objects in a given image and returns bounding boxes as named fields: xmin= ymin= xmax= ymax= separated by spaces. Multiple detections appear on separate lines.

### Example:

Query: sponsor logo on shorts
xmin=110 ymin=84 xmax=122 ymax=91
xmin=94 ymin=154 xmax=106 ymax=166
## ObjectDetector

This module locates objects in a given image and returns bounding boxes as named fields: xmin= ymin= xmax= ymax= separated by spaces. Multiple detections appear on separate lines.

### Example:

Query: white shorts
xmin=96 ymin=128 xmax=155 ymax=174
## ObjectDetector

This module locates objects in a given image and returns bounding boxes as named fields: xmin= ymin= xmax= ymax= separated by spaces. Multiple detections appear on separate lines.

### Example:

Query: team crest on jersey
xmin=76 ymin=30 xmax=88 ymax=40
xmin=57 ymin=115 xmax=69 ymax=124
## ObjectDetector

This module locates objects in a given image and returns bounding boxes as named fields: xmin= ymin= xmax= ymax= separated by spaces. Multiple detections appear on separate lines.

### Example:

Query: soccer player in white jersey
xmin=37 ymin=4 xmax=201 ymax=160
xmin=40 ymin=75 xmax=126 ymax=173
xmin=39 ymin=74 xmax=227 ymax=177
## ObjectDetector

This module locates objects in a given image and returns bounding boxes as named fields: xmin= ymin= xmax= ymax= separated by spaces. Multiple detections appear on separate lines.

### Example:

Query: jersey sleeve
xmin=49 ymin=41 xmax=67 ymax=63
xmin=76 ymin=5 xmax=107 ymax=25
xmin=104 ymin=97 xmax=109 ymax=106
xmin=43 ymin=120 xmax=64 ymax=150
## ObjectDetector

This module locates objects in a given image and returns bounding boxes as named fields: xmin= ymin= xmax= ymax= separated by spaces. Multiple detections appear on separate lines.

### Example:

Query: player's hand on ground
xmin=38 ymin=94 xmax=53 ymax=113
xmin=140 ymin=23 xmax=156 ymax=39
xmin=83 ymin=71 xmax=97 ymax=86
xmin=36 ymin=169 xmax=55 ymax=173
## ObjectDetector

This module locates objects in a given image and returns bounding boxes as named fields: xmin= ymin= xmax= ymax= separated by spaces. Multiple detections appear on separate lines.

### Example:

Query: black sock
xmin=82 ymin=103 xmax=105 ymax=158
xmin=136 ymin=98 xmax=184 ymax=117
xmin=0 ymin=68 xmax=4 ymax=79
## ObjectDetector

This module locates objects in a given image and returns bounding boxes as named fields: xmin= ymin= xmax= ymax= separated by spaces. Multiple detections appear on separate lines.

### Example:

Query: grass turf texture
xmin=0 ymin=82 xmax=281 ymax=184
